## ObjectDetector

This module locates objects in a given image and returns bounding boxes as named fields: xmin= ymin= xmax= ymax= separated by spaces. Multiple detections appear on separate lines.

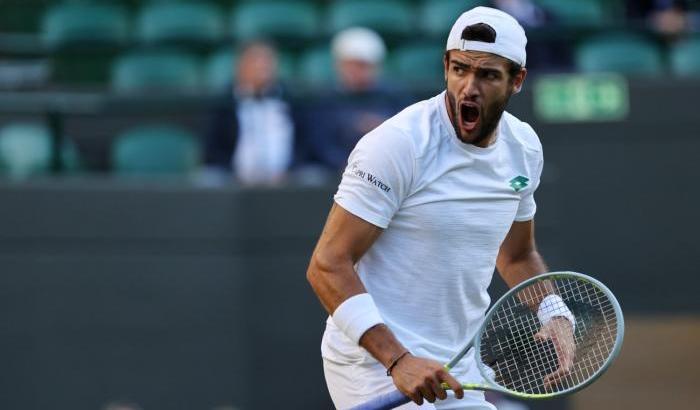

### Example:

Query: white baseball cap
xmin=446 ymin=6 xmax=527 ymax=67
xmin=332 ymin=27 xmax=386 ymax=64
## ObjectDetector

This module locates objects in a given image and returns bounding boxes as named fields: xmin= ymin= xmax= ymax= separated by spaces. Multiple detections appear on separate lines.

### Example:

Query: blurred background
xmin=0 ymin=0 xmax=698 ymax=409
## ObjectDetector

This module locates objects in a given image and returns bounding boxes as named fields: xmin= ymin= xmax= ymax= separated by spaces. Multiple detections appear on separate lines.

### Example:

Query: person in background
xmin=490 ymin=0 xmax=549 ymax=28
xmin=204 ymin=40 xmax=296 ymax=185
xmin=626 ymin=0 xmax=694 ymax=38
xmin=299 ymin=27 xmax=409 ymax=173
xmin=489 ymin=0 xmax=569 ymax=71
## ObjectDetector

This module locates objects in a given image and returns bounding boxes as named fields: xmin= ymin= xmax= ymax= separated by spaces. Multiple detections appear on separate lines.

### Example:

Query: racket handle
xmin=349 ymin=389 xmax=410 ymax=410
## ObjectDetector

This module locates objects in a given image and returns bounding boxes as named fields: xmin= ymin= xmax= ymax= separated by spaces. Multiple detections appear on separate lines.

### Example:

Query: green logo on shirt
xmin=509 ymin=175 xmax=529 ymax=192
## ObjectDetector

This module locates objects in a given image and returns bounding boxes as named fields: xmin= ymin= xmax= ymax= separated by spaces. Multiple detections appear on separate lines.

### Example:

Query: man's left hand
xmin=534 ymin=317 xmax=576 ymax=390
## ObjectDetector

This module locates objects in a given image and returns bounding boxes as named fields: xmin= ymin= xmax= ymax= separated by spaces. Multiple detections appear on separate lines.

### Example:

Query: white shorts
xmin=323 ymin=356 xmax=497 ymax=410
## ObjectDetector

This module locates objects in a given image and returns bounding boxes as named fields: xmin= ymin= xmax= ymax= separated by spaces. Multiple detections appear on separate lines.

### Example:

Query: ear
xmin=512 ymin=67 xmax=527 ymax=94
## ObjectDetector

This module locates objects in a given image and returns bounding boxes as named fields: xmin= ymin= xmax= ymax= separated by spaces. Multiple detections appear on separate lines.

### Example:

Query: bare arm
xmin=496 ymin=219 xmax=547 ymax=290
xmin=496 ymin=219 xmax=574 ymax=388
xmin=306 ymin=203 xmax=463 ymax=405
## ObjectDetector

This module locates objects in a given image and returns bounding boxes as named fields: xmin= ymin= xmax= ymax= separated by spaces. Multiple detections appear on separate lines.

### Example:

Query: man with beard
xmin=306 ymin=7 xmax=575 ymax=409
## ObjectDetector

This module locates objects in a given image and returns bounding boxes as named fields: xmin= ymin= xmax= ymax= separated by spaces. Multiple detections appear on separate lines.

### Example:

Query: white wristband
xmin=332 ymin=293 xmax=384 ymax=344
xmin=537 ymin=294 xmax=576 ymax=331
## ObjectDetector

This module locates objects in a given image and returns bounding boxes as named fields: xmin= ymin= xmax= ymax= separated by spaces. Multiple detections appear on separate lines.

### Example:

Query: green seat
xmin=535 ymin=0 xmax=606 ymax=27
xmin=328 ymin=0 xmax=414 ymax=39
xmin=575 ymin=35 xmax=663 ymax=75
xmin=297 ymin=46 xmax=335 ymax=88
xmin=205 ymin=47 xmax=237 ymax=91
xmin=112 ymin=125 xmax=201 ymax=175
xmin=0 ymin=0 xmax=45 ymax=33
xmin=231 ymin=1 xmax=319 ymax=42
xmin=137 ymin=2 xmax=225 ymax=44
xmin=111 ymin=50 xmax=202 ymax=93
xmin=419 ymin=0 xmax=487 ymax=38
xmin=42 ymin=3 xmax=129 ymax=49
xmin=391 ymin=43 xmax=445 ymax=88
xmin=670 ymin=37 xmax=700 ymax=76
xmin=0 ymin=123 xmax=80 ymax=179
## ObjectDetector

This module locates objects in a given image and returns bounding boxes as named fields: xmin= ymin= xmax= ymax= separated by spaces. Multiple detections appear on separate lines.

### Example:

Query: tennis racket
xmin=350 ymin=271 xmax=624 ymax=410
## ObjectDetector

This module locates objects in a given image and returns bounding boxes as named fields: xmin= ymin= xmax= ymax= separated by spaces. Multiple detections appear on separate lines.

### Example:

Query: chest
xmin=394 ymin=144 xmax=532 ymax=242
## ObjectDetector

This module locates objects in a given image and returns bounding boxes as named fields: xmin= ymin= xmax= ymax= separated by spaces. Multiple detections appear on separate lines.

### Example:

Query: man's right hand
xmin=390 ymin=354 xmax=465 ymax=405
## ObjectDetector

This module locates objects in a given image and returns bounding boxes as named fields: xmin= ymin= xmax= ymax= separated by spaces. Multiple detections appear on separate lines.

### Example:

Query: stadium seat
xmin=205 ymin=47 xmax=237 ymax=91
xmin=137 ymin=1 xmax=225 ymax=44
xmin=112 ymin=125 xmax=201 ymax=175
xmin=534 ymin=0 xmax=606 ymax=27
xmin=297 ymin=46 xmax=335 ymax=88
xmin=390 ymin=42 xmax=445 ymax=88
xmin=231 ymin=1 xmax=319 ymax=43
xmin=111 ymin=50 xmax=202 ymax=93
xmin=670 ymin=37 xmax=700 ymax=76
xmin=327 ymin=0 xmax=414 ymax=39
xmin=0 ymin=123 xmax=80 ymax=178
xmin=575 ymin=35 xmax=663 ymax=75
xmin=1 ymin=0 xmax=46 ymax=33
xmin=41 ymin=3 xmax=129 ymax=49
xmin=419 ymin=0 xmax=488 ymax=38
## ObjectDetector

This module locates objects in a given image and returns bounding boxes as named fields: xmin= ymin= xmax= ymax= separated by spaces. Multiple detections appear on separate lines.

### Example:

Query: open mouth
xmin=460 ymin=103 xmax=480 ymax=131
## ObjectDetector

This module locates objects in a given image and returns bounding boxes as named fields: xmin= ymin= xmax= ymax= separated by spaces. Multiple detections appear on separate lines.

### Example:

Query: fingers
xmin=536 ymin=319 xmax=576 ymax=390
xmin=390 ymin=356 xmax=459 ymax=405
xmin=426 ymin=375 xmax=446 ymax=401
xmin=543 ymin=365 xmax=570 ymax=390
xmin=533 ymin=329 xmax=547 ymax=342
xmin=544 ymin=338 xmax=574 ymax=389
xmin=419 ymin=383 xmax=436 ymax=403
xmin=438 ymin=369 xmax=464 ymax=399
xmin=404 ymin=387 xmax=423 ymax=406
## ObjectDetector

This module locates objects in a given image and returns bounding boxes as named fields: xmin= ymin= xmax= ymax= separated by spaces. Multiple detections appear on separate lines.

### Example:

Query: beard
xmin=446 ymin=88 xmax=511 ymax=146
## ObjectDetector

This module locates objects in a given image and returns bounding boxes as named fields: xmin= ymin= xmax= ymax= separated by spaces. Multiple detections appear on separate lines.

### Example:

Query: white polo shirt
xmin=323 ymin=91 xmax=543 ymax=383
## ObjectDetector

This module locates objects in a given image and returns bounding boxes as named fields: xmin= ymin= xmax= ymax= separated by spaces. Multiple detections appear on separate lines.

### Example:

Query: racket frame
xmin=458 ymin=271 xmax=625 ymax=399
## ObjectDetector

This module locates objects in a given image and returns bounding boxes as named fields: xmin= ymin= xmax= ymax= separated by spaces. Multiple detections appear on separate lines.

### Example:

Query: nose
xmin=462 ymin=72 xmax=480 ymax=100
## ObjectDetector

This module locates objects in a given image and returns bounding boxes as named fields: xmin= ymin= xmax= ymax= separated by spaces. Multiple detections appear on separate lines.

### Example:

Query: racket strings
xmin=479 ymin=277 xmax=618 ymax=395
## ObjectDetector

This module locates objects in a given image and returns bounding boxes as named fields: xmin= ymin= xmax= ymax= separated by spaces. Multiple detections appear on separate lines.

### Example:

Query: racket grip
xmin=349 ymin=389 xmax=410 ymax=410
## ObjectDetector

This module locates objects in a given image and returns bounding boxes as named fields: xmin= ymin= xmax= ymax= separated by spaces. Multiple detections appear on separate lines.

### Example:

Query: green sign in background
xmin=534 ymin=74 xmax=629 ymax=122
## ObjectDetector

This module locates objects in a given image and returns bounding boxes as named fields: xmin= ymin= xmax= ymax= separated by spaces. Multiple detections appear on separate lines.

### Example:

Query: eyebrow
xmin=450 ymin=60 xmax=504 ymax=73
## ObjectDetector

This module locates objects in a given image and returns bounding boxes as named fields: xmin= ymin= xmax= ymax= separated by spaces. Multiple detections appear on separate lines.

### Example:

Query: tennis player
xmin=307 ymin=7 xmax=575 ymax=409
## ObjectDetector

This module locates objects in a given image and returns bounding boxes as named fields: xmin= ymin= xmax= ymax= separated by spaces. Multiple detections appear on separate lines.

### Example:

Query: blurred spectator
xmin=489 ymin=0 xmax=568 ymax=71
xmin=298 ymin=27 xmax=409 ymax=172
xmin=204 ymin=40 xmax=296 ymax=185
xmin=627 ymin=0 xmax=692 ymax=38
xmin=101 ymin=400 xmax=143 ymax=410
xmin=490 ymin=0 xmax=549 ymax=28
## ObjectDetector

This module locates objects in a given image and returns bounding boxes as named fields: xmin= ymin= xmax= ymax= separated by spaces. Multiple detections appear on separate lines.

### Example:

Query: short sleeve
xmin=334 ymin=127 xmax=414 ymax=228
xmin=514 ymin=153 xmax=543 ymax=222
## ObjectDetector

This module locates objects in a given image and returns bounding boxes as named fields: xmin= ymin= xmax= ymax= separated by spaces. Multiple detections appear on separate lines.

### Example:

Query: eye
xmin=485 ymin=71 xmax=500 ymax=80
xmin=453 ymin=66 xmax=464 ymax=74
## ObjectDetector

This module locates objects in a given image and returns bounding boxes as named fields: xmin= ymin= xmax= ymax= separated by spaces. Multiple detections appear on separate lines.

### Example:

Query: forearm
xmin=306 ymin=255 xmax=366 ymax=314
xmin=360 ymin=324 xmax=410 ymax=369
xmin=306 ymin=254 xmax=408 ymax=368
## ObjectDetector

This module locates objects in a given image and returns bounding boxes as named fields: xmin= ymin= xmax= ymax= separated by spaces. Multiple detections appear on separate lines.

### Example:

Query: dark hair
xmin=461 ymin=23 xmax=497 ymax=43
xmin=507 ymin=61 xmax=522 ymax=79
